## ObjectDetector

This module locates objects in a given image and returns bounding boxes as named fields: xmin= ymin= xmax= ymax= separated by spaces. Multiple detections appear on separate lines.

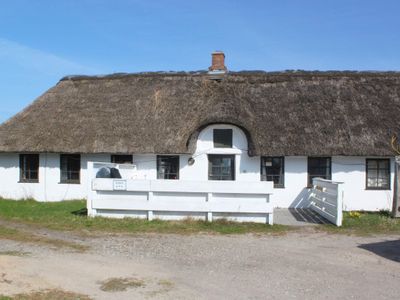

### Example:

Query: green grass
xmin=0 ymin=199 xmax=290 ymax=235
xmin=318 ymin=210 xmax=400 ymax=235
xmin=0 ymin=199 xmax=398 ymax=236
xmin=0 ymin=224 xmax=88 ymax=251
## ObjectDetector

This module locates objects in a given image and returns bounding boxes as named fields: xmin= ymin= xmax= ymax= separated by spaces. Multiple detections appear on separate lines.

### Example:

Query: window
xmin=157 ymin=156 xmax=179 ymax=179
xmin=208 ymin=154 xmax=235 ymax=180
xmin=366 ymin=159 xmax=390 ymax=190
xmin=213 ymin=129 xmax=232 ymax=148
xmin=19 ymin=154 xmax=39 ymax=183
xmin=111 ymin=155 xmax=133 ymax=164
xmin=307 ymin=157 xmax=331 ymax=186
xmin=261 ymin=156 xmax=284 ymax=188
xmin=60 ymin=154 xmax=81 ymax=184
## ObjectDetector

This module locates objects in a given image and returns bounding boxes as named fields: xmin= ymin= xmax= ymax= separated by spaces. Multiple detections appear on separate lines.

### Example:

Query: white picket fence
xmin=87 ymin=162 xmax=275 ymax=224
xmin=309 ymin=178 xmax=344 ymax=226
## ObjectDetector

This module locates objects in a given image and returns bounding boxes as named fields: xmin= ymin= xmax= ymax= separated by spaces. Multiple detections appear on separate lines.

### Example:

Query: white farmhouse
xmin=0 ymin=52 xmax=399 ymax=220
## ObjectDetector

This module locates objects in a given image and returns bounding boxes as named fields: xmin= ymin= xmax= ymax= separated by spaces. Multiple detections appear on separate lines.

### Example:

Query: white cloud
xmin=0 ymin=38 xmax=100 ymax=76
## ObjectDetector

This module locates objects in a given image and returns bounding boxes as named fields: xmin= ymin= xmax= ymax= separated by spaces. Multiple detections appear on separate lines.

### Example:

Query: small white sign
xmin=113 ymin=180 xmax=127 ymax=191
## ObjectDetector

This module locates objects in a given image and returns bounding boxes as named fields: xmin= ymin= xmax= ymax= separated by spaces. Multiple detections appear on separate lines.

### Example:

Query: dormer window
xmin=213 ymin=129 xmax=232 ymax=148
xmin=111 ymin=155 xmax=133 ymax=164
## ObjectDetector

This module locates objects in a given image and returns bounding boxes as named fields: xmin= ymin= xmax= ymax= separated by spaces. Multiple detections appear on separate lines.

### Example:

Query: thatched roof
xmin=1 ymin=71 xmax=400 ymax=156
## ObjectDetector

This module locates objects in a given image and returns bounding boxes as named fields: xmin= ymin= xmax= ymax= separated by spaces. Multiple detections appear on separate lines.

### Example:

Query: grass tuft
xmin=0 ymin=225 xmax=88 ymax=252
xmin=318 ymin=210 xmax=400 ymax=235
xmin=0 ymin=250 xmax=30 ymax=257
xmin=0 ymin=289 xmax=91 ymax=300
xmin=99 ymin=277 xmax=145 ymax=292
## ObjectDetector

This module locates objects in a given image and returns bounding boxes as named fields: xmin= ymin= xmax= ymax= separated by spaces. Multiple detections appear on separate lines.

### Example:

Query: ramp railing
xmin=309 ymin=178 xmax=344 ymax=227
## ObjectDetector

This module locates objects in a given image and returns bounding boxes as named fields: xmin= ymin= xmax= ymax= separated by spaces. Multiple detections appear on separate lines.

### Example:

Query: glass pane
xmin=308 ymin=157 xmax=331 ymax=185
xmin=367 ymin=159 xmax=390 ymax=189
xmin=368 ymin=160 xmax=377 ymax=168
xmin=379 ymin=160 xmax=389 ymax=169
xmin=368 ymin=169 xmax=378 ymax=179
xmin=213 ymin=129 xmax=233 ymax=148
xmin=368 ymin=177 xmax=378 ymax=187
xmin=208 ymin=155 xmax=234 ymax=180
xmin=60 ymin=155 xmax=80 ymax=182
xmin=261 ymin=156 xmax=284 ymax=187
xmin=157 ymin=156 xmax=179 ymax=179
xmin=111 ymin=155 xmax=133 ymax=164
xmin=20 ymin=154 xmax=39 ymax=181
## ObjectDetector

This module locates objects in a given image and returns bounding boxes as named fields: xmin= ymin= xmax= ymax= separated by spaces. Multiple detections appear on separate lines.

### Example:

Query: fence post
xmin=87 ymin=162 xmax=94 ymax=217
xmin=393 ymin=157 xmax=400 ymax=218
xmin=336 ymin=182 xmax=344 ymax=226
xmin=207 ymin=193 xmax=213 ymax=222
xmin=147 ymin=191 xmax=154 ymax=221
xmin=268 ymin=212 xmax=273 ymax=225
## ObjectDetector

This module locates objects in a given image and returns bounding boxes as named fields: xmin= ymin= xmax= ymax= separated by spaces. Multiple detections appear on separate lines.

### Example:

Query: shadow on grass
xmin=358 ymin=239 xmax=400 ymax=263
xmin=71 ymin=208 xmax=88 ymax=216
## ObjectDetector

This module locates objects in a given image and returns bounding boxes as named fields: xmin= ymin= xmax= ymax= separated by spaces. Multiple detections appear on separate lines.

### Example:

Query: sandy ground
xmin=0 ymin=227 xmax=399 ymax=299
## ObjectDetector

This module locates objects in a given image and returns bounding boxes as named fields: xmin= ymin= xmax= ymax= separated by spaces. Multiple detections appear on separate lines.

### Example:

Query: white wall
xmin=0 ymin=153 xmax=109 ymax=201
xmin=0 ymin=123 xmax=395 ymax=211
xmin=332 ymin=156 xmax=394 ymax=211
xmin=271 ymin=156 xmax=310 ymax=208
xmin=130 ymin=124 xmax=260 ymax=182
xmin=271 ymin=156 xmax=394 ymax=211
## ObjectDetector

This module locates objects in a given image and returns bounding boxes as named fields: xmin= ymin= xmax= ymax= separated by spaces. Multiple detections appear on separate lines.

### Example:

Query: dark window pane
xmin=208 ymin=155 xmax=235 ymax=180
xmin=379 ymin=160 xmax=389 ymax=169
xmin=157 ymin=156 xmax=179 ymax=179
xmin=60 ymin=154 xmax=81 ymax=184
xmin=366 ymin=159 xmax=390 ymax=189
xmin=213 ymin=129 xmax=233 ymax=148
xmin=111 ymin=155 xmax=133 ymax=164
xmin=261 ymin=156 xmax=284 ymax=188
xmin=307 ymin=157 xmax=331 ymax=186
xmin=19 ymin=154 xmax=39 ymax=182
xmin=367 ymin=160 xmax=377 ymax=168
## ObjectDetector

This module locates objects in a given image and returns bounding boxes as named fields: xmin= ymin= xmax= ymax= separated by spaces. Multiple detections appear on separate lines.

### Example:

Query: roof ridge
xmin=59 ymin=70 xmax=400 ymax=82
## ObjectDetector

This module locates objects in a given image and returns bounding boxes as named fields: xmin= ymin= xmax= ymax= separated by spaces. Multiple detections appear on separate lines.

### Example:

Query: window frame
xmin=60 ymin=154 xmax=81 ymax=184
xmin=365 ymin=158 xmax=391 ymax=190
xmin=307 ymin=157 xmax=332 ymax=187
xmin=157 ymin=155 xmax=180 ymax=180
xmin=208 ymin=154 xmax=236 ymax=181
xmin=111 ymin=155 xmax=133 ymax=164
xmin=260 ymin=156 xmax=285 ymax=188
xmin=19 ymin=154 xmax=39 ymax=183
xmin=213 ymin=129 xmax=233 ymax=148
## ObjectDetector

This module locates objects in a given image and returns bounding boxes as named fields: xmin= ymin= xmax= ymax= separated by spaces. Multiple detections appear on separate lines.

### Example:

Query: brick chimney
xmin=209 ymin=51 xmax=227 ymax=72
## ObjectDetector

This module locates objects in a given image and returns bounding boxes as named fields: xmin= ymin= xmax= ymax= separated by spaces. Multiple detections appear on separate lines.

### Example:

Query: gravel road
xmin=1 ymin=229 xmax=399 ymax=299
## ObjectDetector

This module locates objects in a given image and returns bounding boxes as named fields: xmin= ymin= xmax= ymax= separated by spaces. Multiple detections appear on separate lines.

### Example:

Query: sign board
xmin=113 ymin=180 xmax=127 ymax=191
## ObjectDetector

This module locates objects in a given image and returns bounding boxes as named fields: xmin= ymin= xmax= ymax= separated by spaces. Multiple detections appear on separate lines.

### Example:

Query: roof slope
xmin=0 ymin=71 xmax=400 ymax=156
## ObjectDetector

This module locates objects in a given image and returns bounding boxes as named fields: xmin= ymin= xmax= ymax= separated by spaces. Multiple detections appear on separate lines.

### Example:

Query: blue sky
xmin=1 ymin=0 xmax=400 ymax=123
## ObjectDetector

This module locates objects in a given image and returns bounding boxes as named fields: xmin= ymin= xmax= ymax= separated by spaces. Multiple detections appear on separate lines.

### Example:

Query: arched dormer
xmin=193 ymin=124 xmax=249 ymax=156
xmin=181 ymin=123 xmax=260 ymax=182
xmin=186 ymin=122 xmax=256 ymax=156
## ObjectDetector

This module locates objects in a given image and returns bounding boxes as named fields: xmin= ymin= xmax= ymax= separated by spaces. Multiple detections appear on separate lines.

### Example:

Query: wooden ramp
xmin=274 ymin=208 xmax=330 ymax=226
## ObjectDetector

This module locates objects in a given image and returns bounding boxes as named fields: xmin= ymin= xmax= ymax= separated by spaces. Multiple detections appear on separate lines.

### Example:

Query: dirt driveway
xmin=1 ymin=227 xmax=399 ymax=299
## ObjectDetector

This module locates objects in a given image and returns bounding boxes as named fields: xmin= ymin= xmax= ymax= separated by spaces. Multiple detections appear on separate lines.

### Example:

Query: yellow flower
xmin=349 ymin=211 xmax=361 ymax=218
